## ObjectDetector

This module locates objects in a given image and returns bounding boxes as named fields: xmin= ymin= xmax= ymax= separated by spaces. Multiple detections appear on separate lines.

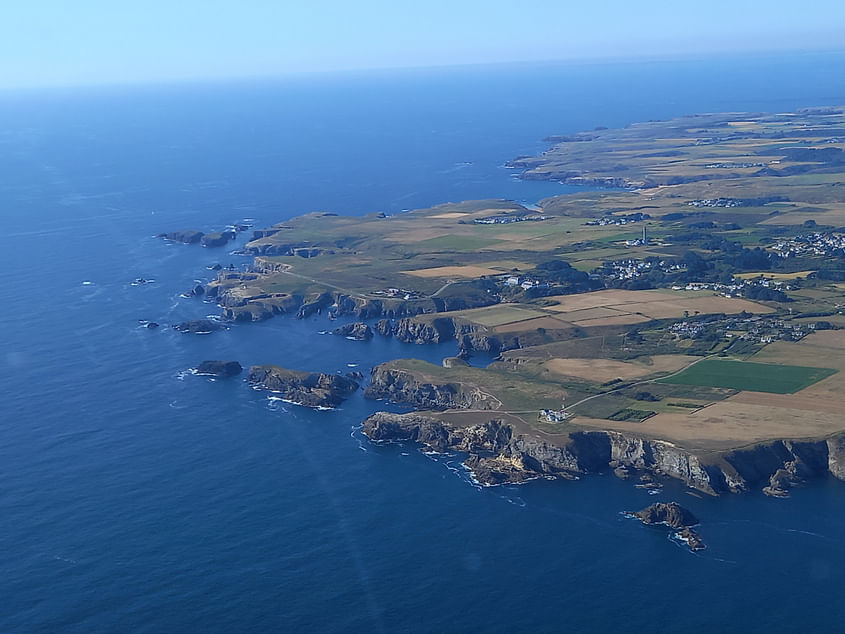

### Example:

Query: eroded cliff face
xmin=364 ymin=366 xmax=499 ymax=411
xmin=207 ymin=270 xmax=499 ymax=326
xmin=361 ymin=411 xmax=845 ymax=496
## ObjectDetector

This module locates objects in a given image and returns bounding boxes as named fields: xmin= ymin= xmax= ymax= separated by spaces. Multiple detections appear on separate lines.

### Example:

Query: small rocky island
xmin=158 ymin=229 xmax=237 ymax=247
xmin=196 ymin=360 xmax=243 ymax=378
xmin=158 ymin=230 xmax=205 ymax=244
xmin=247 ymin=365 xmax=360 ymax=408
xmin=627 ymin=502 xmax=705 ymax=551
xmin=173 ymin=319 xmax=225 ymax=334
xmin=332 ymin=322 xmax=374 ymax=340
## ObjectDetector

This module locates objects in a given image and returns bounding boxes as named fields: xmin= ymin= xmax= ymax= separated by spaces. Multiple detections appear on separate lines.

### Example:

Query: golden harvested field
xmin=544 ymin=289 xmax=773 ymax=319
xmin=544 ymin=355 xmax=689 ymax=383
xmin=475 ymin=260 xmax=532 ymax=271
xmin=403 ymin=265 xmax=502 ymax=278
xmin=794 ymin=330 xmax=845 ymax=350
xmin=454 ymin=304 xmax=547 ymax=327
xmin=545 ymin=289 xmax=670 ymax=312
xmin=563 ymin=336 xmax=845 ymax=450
xmin=493 ymin=316 xmax=574 ymax=333
xmin=760 ymin=205 xmax=845 ymax=226
xmin=430 ymin=212 xmax=469 ymax=219
xmin=570 ymin=401 xmax=845 ymax=451
xmin=551 ymin=307 xmax=622 ymax=321
xmin=570 ymin=314 xmax=652 ymax=327
xmin=386 ymin=227 xmax=452 ymax=242
xmin=735 ymin=270 xmax=817 ymax=280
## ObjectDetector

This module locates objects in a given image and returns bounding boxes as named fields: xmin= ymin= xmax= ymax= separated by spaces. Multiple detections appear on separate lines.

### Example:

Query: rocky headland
xmin=247 ymin=365 xmax=359 ymax=408
xmin=365 ymin=365 xmax=500 ymax=411
xmin=200 ymin=231 xmax=236 ymax=248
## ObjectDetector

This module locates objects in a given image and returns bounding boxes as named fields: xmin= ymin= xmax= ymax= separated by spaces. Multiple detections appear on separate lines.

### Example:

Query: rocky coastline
xmin=360 ymin=409 xmax=845 ymax=497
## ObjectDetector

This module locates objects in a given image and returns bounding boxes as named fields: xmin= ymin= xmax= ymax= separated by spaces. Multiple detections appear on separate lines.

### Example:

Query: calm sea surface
xmin=2 ymin=53 xmax=845 ymax=631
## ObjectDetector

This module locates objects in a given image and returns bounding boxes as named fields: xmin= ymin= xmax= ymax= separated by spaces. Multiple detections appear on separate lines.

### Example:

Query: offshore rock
xmin=633 ymin=502 xmax=698 ymax=528
xmin=247 ymin=365 xmax=359 ymax=408
xmin=196 ymin=360 xmax=243 ymax=378
xmin=184 ymin=283 xmax=205 ymax=298
xmin=332 ymin=322 xmax=374 ymax=340
xmin=172 ymin=319 xmax=225 ymax=334
xmin=374 ymin=319 xmax=394 ymax=337
xmin=158 ymin=230 xmax=204 ymax=244
xmin=629 ymin=502 xmax=705 ymax=551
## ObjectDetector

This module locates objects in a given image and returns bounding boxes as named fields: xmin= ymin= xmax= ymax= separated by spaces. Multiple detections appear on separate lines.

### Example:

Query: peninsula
xmin=200 ymin=106 xmax=845 ymax=497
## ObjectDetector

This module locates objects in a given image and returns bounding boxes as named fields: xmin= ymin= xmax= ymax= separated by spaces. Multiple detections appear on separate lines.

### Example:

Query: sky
xmin=1 ymin=0 xmax=844 ymax=89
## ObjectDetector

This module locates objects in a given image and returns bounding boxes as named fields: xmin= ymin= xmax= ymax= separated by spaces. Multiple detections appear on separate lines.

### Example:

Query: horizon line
xmin=2 ymin=46 xmax=844 ymax=95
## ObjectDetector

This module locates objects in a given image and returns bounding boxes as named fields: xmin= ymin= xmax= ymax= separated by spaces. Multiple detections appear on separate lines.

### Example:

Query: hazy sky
xmin=1 ymin=0 xmax=844 ymax=88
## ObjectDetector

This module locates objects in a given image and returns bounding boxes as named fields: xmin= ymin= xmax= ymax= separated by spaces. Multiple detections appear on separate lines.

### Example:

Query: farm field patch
xmin=659 ymin=358 xmax=836 ymax=394
xmin=544 ymin=355 xmax=689 ymax=383
xmin=403 ymin=265 xmax=503 ymax=278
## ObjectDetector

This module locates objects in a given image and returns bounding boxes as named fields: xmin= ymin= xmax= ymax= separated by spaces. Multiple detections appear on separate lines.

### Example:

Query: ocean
xmin=2 ymin=52 xmax=845 ymax=631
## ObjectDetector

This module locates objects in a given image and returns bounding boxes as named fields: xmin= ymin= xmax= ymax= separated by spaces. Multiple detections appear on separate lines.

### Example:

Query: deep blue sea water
xmin=3 ymin=53 xmax=845 ymax=632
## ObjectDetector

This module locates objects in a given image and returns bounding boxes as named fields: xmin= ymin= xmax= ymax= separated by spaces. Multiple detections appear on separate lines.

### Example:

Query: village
xmin=771 ymin=231 xmax=845 ymax=258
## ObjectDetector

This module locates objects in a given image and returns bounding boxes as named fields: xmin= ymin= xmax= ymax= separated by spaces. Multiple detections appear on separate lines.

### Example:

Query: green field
xmin=658 ymin=359 xmax=837 ymax=394
xmin=415 ymin=234 xmax=502 ymax=251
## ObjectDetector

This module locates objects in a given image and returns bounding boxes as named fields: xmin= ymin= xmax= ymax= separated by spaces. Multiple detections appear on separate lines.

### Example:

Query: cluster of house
xmin=687 ymin=197 xmax=746 ymax=208
xmin=669 ymin=321 xmax=706 ymax=338
xmin=704 ymin=162 xmax=765 ymax=169
xmin=584 ymin=212 xmax=650 ymax=227
xmin=771 ymin=232 xmax=845 ymax=258
xmin=539 ymin=407 xmax=569 ymax=422
xmin=734 ymin=316 xmax=820 ymax=343
xmin=602 ymin=258 xmax=685 ymax=281
xmin=669 ymin=315 xmax=823 ymax=344
xmin=669 ymin=278 xmax=792 ymax=296
xmin=372 ymin=287 xmax=422 ymax=300
xmin=474 ymin=214 xmax=547 ymax=225
xmin=503 ymin=275 xmax=547 ymax=290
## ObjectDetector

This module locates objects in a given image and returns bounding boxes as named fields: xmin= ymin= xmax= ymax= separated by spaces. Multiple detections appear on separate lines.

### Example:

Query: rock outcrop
xmin=633 ymin=502 xmax=698 ymax=528
xmin=200 ymin=231 xmax=236 ymax=248
xmin=183 ymin=284 xmax=205 ymax=298
xmin=375 ymin=319 xmax=394 ymax=336
xmin=158 ymin=230 xmax=204 ymax=244
xmin=247 ymin=365 xmax=359 ymax=408
xmin=629 ymin=502 xmax=705 ymax=551
xmin=332 ymin=322 xmax=374 ymax=340
xmin=196 ymin=360 xmax=243 ymax=378
xmin=172 ymin=319 xmax=225 ymax=334
xmin=442 ymin=356 xmax=469 ymax=368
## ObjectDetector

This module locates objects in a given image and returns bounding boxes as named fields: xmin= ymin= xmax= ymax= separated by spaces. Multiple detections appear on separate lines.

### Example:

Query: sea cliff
xmin=361 ymin=411 xmax=845 ymax=496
